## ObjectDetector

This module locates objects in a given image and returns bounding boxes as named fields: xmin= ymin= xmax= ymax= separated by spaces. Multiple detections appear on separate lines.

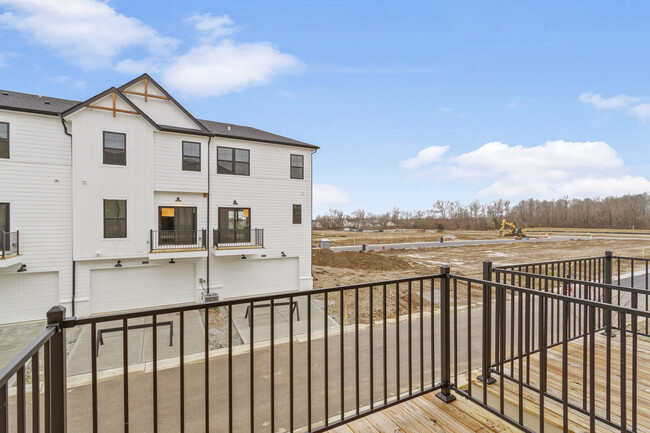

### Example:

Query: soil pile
xmin=313 ymin=249 xmax=412 ymax=271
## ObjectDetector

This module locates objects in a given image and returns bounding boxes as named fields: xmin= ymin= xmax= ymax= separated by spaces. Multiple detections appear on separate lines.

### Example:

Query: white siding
xmin=0 ymin=110 xmax=72 ymax=318
xmin=209 ymin=138 xmax=313 ymax=297
xmin=69 ymin=103 xmax=155 ymax=259
xmin=153 ymin=132 xmax=208 ymax=193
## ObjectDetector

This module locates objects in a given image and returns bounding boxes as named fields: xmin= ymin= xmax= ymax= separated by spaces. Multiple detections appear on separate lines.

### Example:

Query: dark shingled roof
xmin=0 ymin=89 xmax=78 ymax=115
xmin=0 ymin=88 xmax=318 ymax=149
xmin=199 ymin=119 xmax=318 ymax=149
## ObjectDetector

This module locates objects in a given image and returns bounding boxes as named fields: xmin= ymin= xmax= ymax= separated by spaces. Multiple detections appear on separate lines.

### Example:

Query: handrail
xmin=493 ymin=255 xmax=605 ymax=269
xmin=0 ymin=326 xmax=56 ymax=387
xmin=493 ymin=268 xmax=650 ymax=296
xmin=66 ymin=273 xmax=445 ymax=326
xmin=454 ymin=274 xmax=650 ymax=318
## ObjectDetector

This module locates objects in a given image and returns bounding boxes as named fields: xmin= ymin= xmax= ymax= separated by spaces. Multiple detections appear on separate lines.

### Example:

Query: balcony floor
xmin=471 ymin=329 xmax=649 ymax=432
xmin=327 ymin=390 xmax=523 ymax=432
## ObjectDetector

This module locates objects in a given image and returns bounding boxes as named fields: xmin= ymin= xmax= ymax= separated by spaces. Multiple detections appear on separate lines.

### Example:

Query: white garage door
xmin=91 ymin=264 xmax=195 ymax=314
xmin=0 ymin=272 xmax=59 ymax=324
xmin=223 ymin=258 xmax=299 ymax=298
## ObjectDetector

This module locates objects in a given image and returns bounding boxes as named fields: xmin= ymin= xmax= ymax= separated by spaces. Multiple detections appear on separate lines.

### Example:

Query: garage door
xmin=91 ymin=264 xmax=195 ymax=314
xmin=223 ymin=258 xmax=299 ymax=298
xmin=0 ymin=272 xmax=59 ymax=324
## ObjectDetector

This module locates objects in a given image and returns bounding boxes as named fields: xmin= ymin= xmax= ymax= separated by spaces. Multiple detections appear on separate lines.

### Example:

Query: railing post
xmin=478 ymin=261 xmax=496 ymax=384
xmin=603 ymin=251 xmax=613 ymax=336
xmin=47 ymin=305 xmax=67 ymax=433
xmin=202 ymin=229 xmax=207 ymax=248
xmin=2 ymin=231 xmax=5 ymax=259
xmin=15 ymin=231 xmax=18 ymax=255
xmin=436 ymin=265 xmax=456 ymax=403
xmin=150 ymin=229 xmax=154 ymax=253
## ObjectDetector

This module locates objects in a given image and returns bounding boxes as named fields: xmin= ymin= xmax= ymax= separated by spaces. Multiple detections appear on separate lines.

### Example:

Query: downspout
xmin=206 ymin=136 xmax=212 ymax=293
xmin=60 ymin=115 xmax=75 ymax=316
xmin=310 ymin=150 xmax=317 ymax=281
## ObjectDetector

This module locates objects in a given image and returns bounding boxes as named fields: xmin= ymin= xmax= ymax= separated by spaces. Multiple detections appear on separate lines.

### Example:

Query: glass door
xmin=218 ymin=208 xmax=250 ymax=243
xmin=158 ymin=207 xmax=197 ymax=245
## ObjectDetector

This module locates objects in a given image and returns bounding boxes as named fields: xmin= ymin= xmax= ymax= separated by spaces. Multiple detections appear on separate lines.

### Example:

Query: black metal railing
xmin=149 ymin=229 xmax=206 ymax=252
xmin=0 ymin=306 xmax=65 ymax=433
xmin=213 ymin=228 xmax=264 ymax=249
xmin=2 ymin=253 xmax=648 ymax=433
xmin=1 ymin=231 xmax=18 ymax=258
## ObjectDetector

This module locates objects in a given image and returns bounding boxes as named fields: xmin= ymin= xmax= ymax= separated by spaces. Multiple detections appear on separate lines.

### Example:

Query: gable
xmin=120 ymin=77 xmax=204 ymax=131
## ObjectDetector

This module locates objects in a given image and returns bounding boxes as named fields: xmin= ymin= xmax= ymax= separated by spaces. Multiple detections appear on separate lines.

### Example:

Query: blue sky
xmin=1 ymin=0 xmax=649 ymax=215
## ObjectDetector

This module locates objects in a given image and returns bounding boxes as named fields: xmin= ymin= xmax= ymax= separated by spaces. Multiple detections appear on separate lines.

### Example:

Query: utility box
xmin=320 ymin=238 xmax=331 ymax=249
xmin=202 ymin=291 xmax=219 ymax=303
xmin=362 ymin=243 xmax=368 ymax=252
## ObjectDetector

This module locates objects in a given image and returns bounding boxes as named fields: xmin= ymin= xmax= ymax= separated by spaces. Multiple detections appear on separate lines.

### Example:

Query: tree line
xmin=314 ymin=193 xmax=650 ymax=230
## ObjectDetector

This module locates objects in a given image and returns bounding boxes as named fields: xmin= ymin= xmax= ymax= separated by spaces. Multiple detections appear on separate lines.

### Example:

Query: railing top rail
xmin=493 ymin=255 xmax=605 ymax=269
xmin=66 ymin=273 xmax=444 ymax=326
xmin=0 ymin=325 xmax=56 ymax=387
xmin=493 ymin=267 xmax=649 ymax=296
xmin=613 ymin=255 xmax=650 ymax=263
xmin=453 ymin=274 xmax=650 ymax=318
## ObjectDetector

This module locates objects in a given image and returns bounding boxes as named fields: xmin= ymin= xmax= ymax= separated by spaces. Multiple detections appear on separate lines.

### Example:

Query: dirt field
xmin=312 ymin=237 xmax=650 ymax=323
xmin=312 ymin=229 xmax=496 ymax=247
xmin=313 ymin=228 xmax=650 ymax=248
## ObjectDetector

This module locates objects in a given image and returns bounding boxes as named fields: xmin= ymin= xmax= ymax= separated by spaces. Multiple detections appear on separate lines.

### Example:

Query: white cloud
xmin=629 ymin=103 xmax=650 ymax=123
xmin=0 ymin=0 xmax=178 ymax=68
xmin=420 ymin=140 xmax=649 ymax=200
xmin=578 ymin=92 xmax=640 ymax=110
xmin=115 ymin=58 xmax=161 ymax=75
xmin=314 ymin=184 xmax=349 ymax=211
xmin=161 ymin=40 xmax=303 ymax=97
xmin=186 ymin=13 xmax=236 ymax=41
xmin=399 ymin=145 xmax=449 ymax=169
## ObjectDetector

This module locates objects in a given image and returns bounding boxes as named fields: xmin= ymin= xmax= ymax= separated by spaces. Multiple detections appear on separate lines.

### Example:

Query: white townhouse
xmin=0 ymin=74 xmax=317 ymax=324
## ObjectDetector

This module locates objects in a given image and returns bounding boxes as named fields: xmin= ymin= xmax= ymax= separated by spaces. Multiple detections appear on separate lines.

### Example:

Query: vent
xmin=1 ymin=92 xmax=8 ymax=96
xmin=44 ymin=101 xmax=51 ymax=105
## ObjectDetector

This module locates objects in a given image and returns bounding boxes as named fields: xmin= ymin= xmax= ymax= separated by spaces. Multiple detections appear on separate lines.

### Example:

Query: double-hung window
xmin=104 ymin=199 xmax=127 ymax=238
xmin=0 ymin=122 xmax=8 ymax=159
xmin=182 ymin=141 xmax=201 ymax=171
xmin=293 ymin=204 xmax=302 ymax=224
xmin=217 ymin=146 xmax=249 ymax=175
xmin=290 ymin=154 xmax=304 ymax=179
xmin=103 ymin=132 xmax=126 ymax=165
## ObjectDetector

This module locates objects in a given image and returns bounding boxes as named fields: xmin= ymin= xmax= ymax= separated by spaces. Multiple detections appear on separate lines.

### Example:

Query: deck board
xmin=469 ymin=331 xmax=649 ymax=432
xmin=326 ymin=391 xmax=525 ymax=432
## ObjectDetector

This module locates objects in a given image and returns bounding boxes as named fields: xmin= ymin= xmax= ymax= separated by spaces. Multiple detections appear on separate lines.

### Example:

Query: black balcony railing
xmin=1 ymin=251 xmax=647 ymax=433
xmin=149 ymin=229 xmax=206 ymax=252
xmin=213 ymin=228 xmax=264 ymax=249
xmin=1 ymin=231 xmax=18 ymax=259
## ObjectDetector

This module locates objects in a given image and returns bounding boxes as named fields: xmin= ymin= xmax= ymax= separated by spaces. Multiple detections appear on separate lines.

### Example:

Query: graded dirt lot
xmin=312 ymin=229 xmax=496 ymax=247
xmin=312 ymin=236 xmax=650 ymax=323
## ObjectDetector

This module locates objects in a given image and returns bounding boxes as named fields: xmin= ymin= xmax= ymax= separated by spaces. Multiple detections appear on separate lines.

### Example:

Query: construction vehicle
xmin=499 ymin=219 xmax=527 ymax=239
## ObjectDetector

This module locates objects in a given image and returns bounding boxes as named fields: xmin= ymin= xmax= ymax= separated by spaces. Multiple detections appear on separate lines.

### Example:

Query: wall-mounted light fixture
xmin=17 ymin=264 xmax=27 ymax=272
xmin=115 ymin=260 xmax=122 ymax=268
xmin=281 ymin=252 xmax=286 ymax=257
xmin=175 ymin=197 xmax=182 ymax=204
xmin=169 ymin=258 xmax=176 ymax=264
xmin=233 ymin=200 xmax=238 ymax=205
xmin=241 ymin=255 xmax=247 ymax=260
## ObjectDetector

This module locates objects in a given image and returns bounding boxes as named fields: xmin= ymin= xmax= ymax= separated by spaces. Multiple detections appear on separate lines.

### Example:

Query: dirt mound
xmin=312 ymin=249 xmax=412 ymax=271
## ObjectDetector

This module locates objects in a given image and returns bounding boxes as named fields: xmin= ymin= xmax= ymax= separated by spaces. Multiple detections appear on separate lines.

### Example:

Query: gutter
xmin=206 ymin=136 xmax=212 ymax=293
xmin=59 ymin=114 xmax=75 ymax=316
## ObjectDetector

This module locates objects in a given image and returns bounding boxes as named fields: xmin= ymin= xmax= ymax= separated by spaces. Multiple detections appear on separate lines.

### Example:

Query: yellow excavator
xmin=499 ymin=219 xmax=527 ymax=239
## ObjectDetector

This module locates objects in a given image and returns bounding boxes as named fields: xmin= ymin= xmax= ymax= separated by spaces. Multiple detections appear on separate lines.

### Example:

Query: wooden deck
xmin=470 ymin=331 xmax=650 ymax=432
xmin=326 ymin=391 xmax=524 ymax=432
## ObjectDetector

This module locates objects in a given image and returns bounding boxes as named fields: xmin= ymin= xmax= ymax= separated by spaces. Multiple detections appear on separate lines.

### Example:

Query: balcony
xmin=1 ymin=252 xmax=649 ymax=432
xmin=0 ymin=231 xmax=21 ymax=267
xmin=149 ymin=229 xmax=207 ymax=259
xmin=212 ymin=228 xmax=264 ymax=256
